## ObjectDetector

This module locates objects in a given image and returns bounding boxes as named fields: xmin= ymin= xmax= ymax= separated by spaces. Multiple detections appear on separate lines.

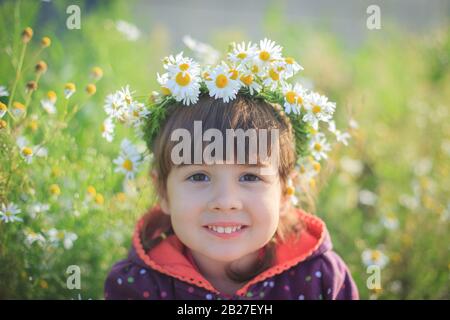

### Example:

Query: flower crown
xmin=103 ymin=38 xmax=350 ymax=193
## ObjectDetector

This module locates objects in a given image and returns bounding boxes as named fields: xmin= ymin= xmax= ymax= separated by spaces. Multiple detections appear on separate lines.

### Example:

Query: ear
xmin=151 ymin=169 xmax=170 ymax=215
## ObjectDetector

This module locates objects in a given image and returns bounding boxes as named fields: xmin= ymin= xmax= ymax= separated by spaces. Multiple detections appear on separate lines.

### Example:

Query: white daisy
xmin=328 ymin=121 xmax=351 ymax=146
xmin=24 ymin=229 xmax=46 ymax=247
xmin=27 ymin=202 xmax=50 ymax=219
xmin=309 ymin=132 xmax=331 ymax=161
xmin=17 ymin=136 xmax=34 ymax=164
xmin=47 ymin=228 xmax=78 ymax=249
xmin=12 ymin=102 xmax=26 ymax=117
xmin=0 ymin=202 xmax=22 ymax=223
xmin=0 ymin=102 xmax=7 ymax=118
xmin=0 ymin=85 xmax=9 ymax=97
xmin=64 ymin=83 xmax=76 ymax=99
xmin=40 ymin=92 xmax=57 ymax=115
xmin=63 ymin=232 xmax=78 ymax=249
xmin=104 ymin=91 xmax=126 ymax=120
xmin=113 ymin=139 xmax=142 ymax=180
xmin=164 ymin=52 xmax=201 ymax=76
xmin=282 ymin=56 xmax=303 ymax=78
xmin=239 ymin=72 xmax=262 ymax=95
xmin=361 ymin=249 xmax=389 ymax=269
xmin=41 ymin=99 xmax=56 ymax=114
xmin=303 ymin=92 xmax=336 ymax=130
xmin=255 ymin=38 xmax=282 ymax=69
xmin=286 ymin=178 xmax=299 ymax=206
xmin=157 ymin=72 xmax=171 ymax=96
xmin=164 ymin=53 xmax=202 ymax=106
xmin=117 ymin=85 xmax=134 ymax=106
xmin=381 ymin=213 xmax=399 ymax=230
xmin=205 ymin=63 xmax=241 ymax=103
xmin=228 ymin=41 xmax=257 ymax=66
xmin=262 ymin=60 xmax=289 ymax=90
xmin=101 ymin=117 xmax=115 ymax=142
xmin=281 ymin=82 xmax=308 ymax=115
xmin=127 ymin=101 xmax=150 ymax=127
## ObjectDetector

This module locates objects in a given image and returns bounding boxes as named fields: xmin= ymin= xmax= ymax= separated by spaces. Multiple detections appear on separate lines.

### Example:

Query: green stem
xmin=8 ymin=41 xmax=28 ymax=110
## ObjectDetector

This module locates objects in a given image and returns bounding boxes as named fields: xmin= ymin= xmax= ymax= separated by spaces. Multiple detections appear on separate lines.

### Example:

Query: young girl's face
xmin=160 ymin=163 xmax=286 ymax=262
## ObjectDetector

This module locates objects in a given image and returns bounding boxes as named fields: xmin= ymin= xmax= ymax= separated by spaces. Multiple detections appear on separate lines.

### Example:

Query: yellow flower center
xmin=87 ymin=186 xmax=96 ymax=196
xmin=371 ymin=250 xmax=382 ymax=262
xmin=259 ymin=51 xmax=270 ymax=61
xmin=28 ymin=120 xmax=38 ymax=131
xmin=202 ymin=72 xmax=212 ymax=81
xmin=313 ymin=162 xmax=321 ymax=172
xmin=237 ymin=52 xmax=247 ymax=59
xmin=230 ymin=69 xmax=239 ymax=80
xmin=285 ymin=91 xmax=297 ymax=104
xmin=13 ymin=102 xmax=25 ymax=110
xmin=179 ymin=63 xmax=189 ymax=71
xmin=50 ymin=184 xmax=61 ymax=195
xmin=314 ymin=143 xmax=322 ymax=151
xmin=91 ymin=67 xmax=103 ymax=79
xmin=285 ymin=57 xmax=295 ymax=64
xmin=95 ymin=194 xmax=104 ymax=205
xmin=0 ymin=103 xmax=6 ymax=111
xmin=312 ymin=105 xmax=322 ymax=114
xmin=41 ymin=36 xmax=51 ymax=47
xmin=269 ymin=69 xmax=279 ymax=81
xmin=175 ymin=72 xmax=191 ymax=86
xmin=286 ymin=186 xmax=295 ymax=196
xmin=122 ymin=159 xmax=133 ymax=171
xmin=116 ymin=192 xmax=126 ymax=202
xmin=161 ymin=86 xmax=171 ymax=95
xmin=65 ymin=83 xmax=76 ymax=91
xmin=300 ymin=165 xmax=306 ymax=174
xmin=22 ymin=147 xmax=33 ymax=156
xmin=240 ymin=74 xmax=254 ymax=86
xmin=86 ymin=84 xmax=96 ymax=95
xmin=252 ymin=65 xmax=259 ymax=73
xmin=215 ymin=74 xmax=228 ymax=88
xmin=47 ymin=91 xmax=57 ymax=102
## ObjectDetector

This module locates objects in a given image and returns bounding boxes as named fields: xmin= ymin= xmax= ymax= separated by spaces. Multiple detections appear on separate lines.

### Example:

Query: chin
xmin=205 ymin=247 xmax=250 ymax=263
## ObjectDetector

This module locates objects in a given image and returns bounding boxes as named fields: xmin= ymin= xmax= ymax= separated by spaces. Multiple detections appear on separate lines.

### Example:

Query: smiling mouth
xmin=202 ymin=223 xmax=249 ymax=237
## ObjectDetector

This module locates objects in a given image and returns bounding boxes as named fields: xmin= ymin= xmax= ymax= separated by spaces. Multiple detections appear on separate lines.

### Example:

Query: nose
xmin=207 ymin=177 xmax=243 ymax=213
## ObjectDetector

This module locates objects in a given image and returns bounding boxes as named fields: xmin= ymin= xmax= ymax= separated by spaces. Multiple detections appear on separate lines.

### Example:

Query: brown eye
xmin=188 ymin=173 xmax=210 ymax=182
xmin=240 ymin=174 xmax=261 ymax=182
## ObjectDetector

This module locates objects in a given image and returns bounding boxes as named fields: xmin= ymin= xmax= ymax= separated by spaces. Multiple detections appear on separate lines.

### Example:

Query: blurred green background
xmin=0 ymin=0 xmax=449 ymax=299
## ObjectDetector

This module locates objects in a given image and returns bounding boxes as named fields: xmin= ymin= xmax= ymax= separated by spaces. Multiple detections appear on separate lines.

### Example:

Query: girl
xmin=104 ymin=39 xmax=358 ymax=300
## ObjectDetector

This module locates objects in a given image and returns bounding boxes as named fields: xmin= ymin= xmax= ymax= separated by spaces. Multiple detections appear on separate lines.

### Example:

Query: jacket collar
xmin=132 ymin=205 xmax=328 ymax=296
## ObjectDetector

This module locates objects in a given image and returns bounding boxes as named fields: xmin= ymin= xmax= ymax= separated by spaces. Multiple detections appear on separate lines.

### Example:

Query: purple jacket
xmin=104 ymin=206 xmax=359 ymax=300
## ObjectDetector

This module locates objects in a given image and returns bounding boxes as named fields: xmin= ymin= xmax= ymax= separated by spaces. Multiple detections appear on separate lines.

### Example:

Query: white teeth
xmin=207 ymin=225 xmax=243 ymax=233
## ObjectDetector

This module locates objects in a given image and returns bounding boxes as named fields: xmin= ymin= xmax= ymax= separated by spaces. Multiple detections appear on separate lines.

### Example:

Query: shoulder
xmin=104 ymin=258 xmax=171 ymax=300
xmin=288 ymin=250 xmax=359 ymax=300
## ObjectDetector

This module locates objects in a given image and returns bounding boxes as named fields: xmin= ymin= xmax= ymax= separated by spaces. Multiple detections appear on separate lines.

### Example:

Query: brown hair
xmin=141 ymin=93 xmax=303 ymax=283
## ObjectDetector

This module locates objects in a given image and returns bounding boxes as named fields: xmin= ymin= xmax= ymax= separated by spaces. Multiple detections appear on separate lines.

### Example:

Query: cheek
xmin=246 ymin=187 xmax=281 ymax=232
